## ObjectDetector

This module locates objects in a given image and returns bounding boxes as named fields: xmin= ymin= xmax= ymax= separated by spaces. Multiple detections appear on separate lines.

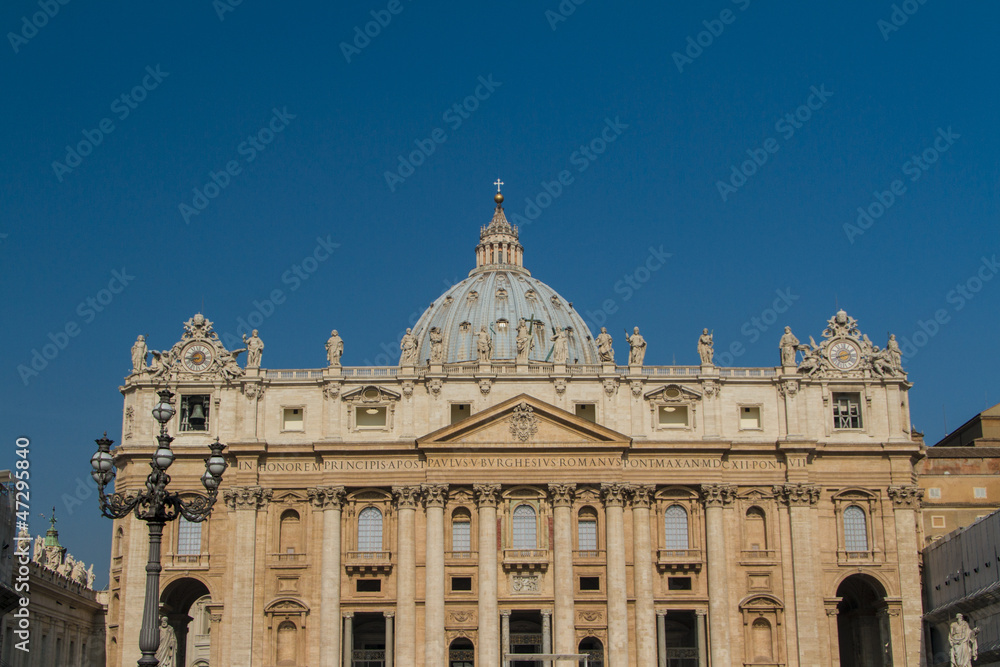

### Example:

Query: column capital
xmin=500 ymin=609 xmax=512 ymax=618
xmin=548 ymin=483 xmax=576 ymax=507
xmin=474 ymin=483 xmax=502 ymax=508
xmin=825 ymin=607 xmax=839 ymax=616
xmin=422 ymin=483 xmax=449 ymax=508
xmin=601 ymin=482 xmax=630 ymax=507
xmin=384 ymin=611 xmax=395 ymax=619
xmin=695 ymin=609 xmax=708 ymax=618
xmin=700 ymin=483 xmax=735 ymax=508
xmin=886 ymin=485 xmax=924 ymax=508
xmin=392 ymin=485 xmax=422 ymax=509
xmin=223 ymin=485 xmax=272 ymax=511
xmin=656 ymin=609 xmax=667 ymax=618
xmin=631 ymin=484 xmax=656 ymax=508
xmin=540 ymin=609 xmax=552 ymax=618
xmin=772 ymin=483 xmax=820 ymax=506
xmin=343 ymin=611 xmax=354 ymax=619
xmin=307 ymin=486 xmax=345 ymax=510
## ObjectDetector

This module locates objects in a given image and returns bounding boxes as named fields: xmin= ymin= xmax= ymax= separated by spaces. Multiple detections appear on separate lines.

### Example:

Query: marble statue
xmin=698 ymin=328 xmax=714 ymax=365
xmin=596 ymin=327 xmax=614 ymax=363
xmin=886 ymin=334 xmax=902 ymax=370
xmin=949 ymin=614 xmax=978 ymax=667
xmin=131 ymin=335 xmax=148 ymax=373
xmin=515 ymin=319 xmax=533 ymax=363
xmin=156 ymin=616 xmax=178 ymax=667
xmin=71 ymin=558 xmax=87 ymax=584
xmin=550 ymin=327 xmax=569 ymax=364
xmin=218 ymin=348 xmax=244 ymax=382
xmin=33 ymin=535 xmax=45 ymax=564
xmin=477 ymin=326 xmax=493 ymax=362
xmin=87 ymin=563 xmax=95 ymax=589
xmin=400 ymin=328 xmax=418 ymax=365
xmin=798 ymin=342 xmax=823 ymax=378
xmin=429 ymin=327 xmax=444 ymax=364
xmin=779 ymin=326 xmax=799 ymax=366
xmin=149 ymin=349 xmax=173 ymax=378
xmin=627 ymin=327 xmax=646 ymax=365
xmin=326 ymin=330 xmax=344 ymax=366
xmin=243 ymin=330 xmax=264 ymax=368
xmin=871 ymin=347 xmax=896 ymax=378
xmin=58 ymin=554 xmax=73 ymax=577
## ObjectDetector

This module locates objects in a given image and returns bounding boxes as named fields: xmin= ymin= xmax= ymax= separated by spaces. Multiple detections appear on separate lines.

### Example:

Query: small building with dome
xmin=106 ymin=189 xmax=925 ymax=667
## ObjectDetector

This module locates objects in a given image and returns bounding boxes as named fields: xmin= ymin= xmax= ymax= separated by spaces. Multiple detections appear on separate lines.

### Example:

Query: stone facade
xmin=106 ymin=196 xmax=926 ymax=667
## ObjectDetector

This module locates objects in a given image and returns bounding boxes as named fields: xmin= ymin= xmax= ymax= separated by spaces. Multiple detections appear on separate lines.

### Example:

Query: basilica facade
xmin=107 ymin=193 xmax=924 ymax=667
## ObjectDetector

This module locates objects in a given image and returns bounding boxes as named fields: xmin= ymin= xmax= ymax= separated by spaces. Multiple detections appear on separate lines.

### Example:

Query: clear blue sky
xmin=2 ymin=2 xmax=998 ymax=586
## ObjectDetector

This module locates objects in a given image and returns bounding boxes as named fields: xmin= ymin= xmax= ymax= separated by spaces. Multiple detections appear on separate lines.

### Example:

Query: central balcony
xmin=656 ymin=548 xmax=703 ymax=573
xmin=344 ymin=551 xmax=393 ymax=574
xmin=502 ymin=548 xmax=549 ymax=572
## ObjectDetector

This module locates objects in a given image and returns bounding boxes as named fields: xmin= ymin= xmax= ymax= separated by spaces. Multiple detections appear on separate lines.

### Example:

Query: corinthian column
xmin=701 ymin=484 xmax=735 ymax=667
xmin=888 ymin=485 xmax=925 ymax=667
xmin=223 ymin=486 xmax=271 ymax=667
xmin=774 ymin=483 xmax=822 ymax=667
xmin=476 ymin=483 xmax=502 ymax=667
xmin=423 ymin=484 xmax=449 ymax=666
xmin=549 ymin=483 xmax=576 ymax=666
xmin=602 ymin=483 xmax=631 ymax=667
xmin=392 ymin=485 xmax=421 ymax=666
xmin=308 ymin=486 xmax=345 ymax=667
xmin=632 ymin=485 xmax=657 ymax=667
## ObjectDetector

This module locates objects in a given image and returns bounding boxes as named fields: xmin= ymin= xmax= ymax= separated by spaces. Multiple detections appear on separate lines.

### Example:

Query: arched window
xmin=358 ymin=507 xmax=383 ymax=552
xmin=745 ymin=507 xmax=767 ymax=551
xmin=512 ymin=504 xmax=537 ymax=549
xmin=449 ymin=638 xmax=475 ymax=667
xmin=276 ymin=621 xmax=297 ymax=666
xmin=664 ymin=505 xmax=689 ymax=550
xmin=844 ymin=505 xmax=868 ymax=552
xmin=578 ymin=507 xmax=598 ymax=552
xmin=279 ymin=510 xmax=301 ymax=554
xmin=452 ymin=508 xmax=471 ymax=553
xmin=751 ymin=618 xmax=773 ymax=661
xmin=579 ymin=637 xmax=604 ymax=667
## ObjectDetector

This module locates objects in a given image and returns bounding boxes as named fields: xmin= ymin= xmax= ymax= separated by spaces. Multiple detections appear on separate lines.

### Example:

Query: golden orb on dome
xmin=494 ymin=192 xmax=504 ymax=204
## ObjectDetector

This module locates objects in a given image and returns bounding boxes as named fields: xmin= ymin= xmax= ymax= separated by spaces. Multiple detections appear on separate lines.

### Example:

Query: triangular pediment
xmin=417 ymin=394 xmax=630 ymax=450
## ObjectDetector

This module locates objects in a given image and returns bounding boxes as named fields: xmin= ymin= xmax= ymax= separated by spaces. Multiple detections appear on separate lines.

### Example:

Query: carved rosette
xmin=777 ymin=380 xmax=799 ymax=398
xmin=630 ymin=381 xmax=643 ymax=397
xmin=887 ymin=485 xmax=924 ymax=509
xmin=479 ymin=379 xmax=492 ymax=395
xmin=603 ymin=378 xmax=617 ymax=396
xmin=700 ymin=484 xmax=736 ymax=508
xmin=600 ymin=483 xmax=630 ymax=508
xmin=223 ymin=486 xmax=272 ymax=511
xmin=702 ymin=382 xmax=719 ymax=399
xmin=427 ymin=378 xmax=443 ymax=396
xmin=508 ymin=403 xmax=539 ymax=442
xmin=548 ymin=483 xmax=576 ymax=508
xmin=323 ymin=383 xmax=341 ymax=400
xmin=474 ymin=483 xmax=501 ymax=508
xmin=242 ymin=382 xmax=265 ymax=401
xmin=392 ymin=485 xmax=421 ymax=510
xmin=631 ymin=484 xmax=655 ymax=509
xmin=401 ymin=381 xmax=414 ymax=398
xmin=772 ymin=483 xmax=821 ymax=506
xmin=554 ymin=378 xmax=567 ymax=395
xmin=307 ymin=486 xmax=345 ymax=510
xmin=422 ymin=484 xmax=449 ymax=508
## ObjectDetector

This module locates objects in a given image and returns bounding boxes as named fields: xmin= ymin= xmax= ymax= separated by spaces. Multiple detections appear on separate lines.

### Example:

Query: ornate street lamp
xmin=91 ymin=388 xmax=228 ymax=667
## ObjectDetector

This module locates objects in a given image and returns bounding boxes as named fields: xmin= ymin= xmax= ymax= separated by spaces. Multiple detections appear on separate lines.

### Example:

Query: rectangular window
xmin=451 ymin=404 xmax=471 ymax=424
xmin=659 ymin=405 xmax=689 ymax=427
xmin=575 ymin=404 xmax=596 ymax=422
xmin=451 ymin=576 xmax=473 ymax=592
xmin=668 ymin=577 xmax=692 ymax=591
xmin=177 ymin=517 xmax=202 ymax=555
xmin=579 ymin=576 xmax=601 ymax=591
xmin=282 ymin=407 xmax=304 ymax=431
xmin=931 ymin=516 xmax=945 ymax=528
xmin=180 ymin=395 xmax=210 ymax=432
xmin=356 ymin=579 xmax=382 ymax=593
xmin=356 ymin=406 xmax=387 ymax=428
xmin=833 ymin=393 xmax=863 ymax=429
xmin=974 ymin=487 xmax=987 ymax=499
xmin=928 ymin=487 xmax=941 ymax=499
xmin=452 ymin=520 xmax=471 ymax=552
xmin=739 ymin=406 xmax=762 ymax=429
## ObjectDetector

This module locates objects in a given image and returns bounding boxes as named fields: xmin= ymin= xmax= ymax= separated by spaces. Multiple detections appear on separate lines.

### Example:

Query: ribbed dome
xmin=405 ymin=192 xmax=599 ymax=365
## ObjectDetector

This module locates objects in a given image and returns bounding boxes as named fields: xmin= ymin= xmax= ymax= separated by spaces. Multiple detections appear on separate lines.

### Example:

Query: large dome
xmin=407 ymin=193 xmax=599 ymax=365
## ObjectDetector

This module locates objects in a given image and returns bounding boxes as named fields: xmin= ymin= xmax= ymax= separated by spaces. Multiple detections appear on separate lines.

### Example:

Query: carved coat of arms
xmin=508 ymin=403 xmax=538 ymax=442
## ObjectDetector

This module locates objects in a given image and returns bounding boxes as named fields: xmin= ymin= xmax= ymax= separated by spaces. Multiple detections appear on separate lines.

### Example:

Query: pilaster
xmin=392 ymin=485 xmax=420 ymax=666
xmin=602 ymin=483 xmax=631 ymax=667
xmin=475 ymin=483 xmax=502 ymax=667
xmin=549 ymin=483 xmax=576 ymax=665
xmin=308 ymin=486 xmax=345 ymax=667
xmin=223 ymin=485 xmax=271 ymax=667
xmin=631 ymin=484 xmax=657 ymax=667
xmin=701 ymin=484 xmax=735 ymax=667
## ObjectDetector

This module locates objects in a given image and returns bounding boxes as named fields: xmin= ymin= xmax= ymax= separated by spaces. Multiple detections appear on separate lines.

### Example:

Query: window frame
xmin=832 ymin=392 xmax=864 ymax=430
xmin=357 ymin=506 xmax=384 ymax=553
xmin=280 ymin=406 xmax=305 ymax=433
xmin=512 ymin=503 xmax=538 ymax=550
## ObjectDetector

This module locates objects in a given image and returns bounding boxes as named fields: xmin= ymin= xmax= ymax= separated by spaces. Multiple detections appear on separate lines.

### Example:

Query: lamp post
xmin=91 ymin=388 xmax=228 ymax=667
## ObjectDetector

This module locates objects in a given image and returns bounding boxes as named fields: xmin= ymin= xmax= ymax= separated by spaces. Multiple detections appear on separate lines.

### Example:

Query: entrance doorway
xmin=836 ymin=574 xmax=892 ymax=667
xmin=159 ymin=577 xmax=211 ymax=667
xmin=449 ymin=638 xmax=474 ymax=667
xmin=351 ymin=612 xmax=387 ymax=667
xmin=509 ymin=610 xmax=543 ymax=667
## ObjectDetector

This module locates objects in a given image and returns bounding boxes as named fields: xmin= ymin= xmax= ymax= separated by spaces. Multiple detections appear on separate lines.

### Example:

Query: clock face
xmin=183 ymin=344 xmax=213 ymax=372
xmin=828 ymin=340 xmax=860 ymax=371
